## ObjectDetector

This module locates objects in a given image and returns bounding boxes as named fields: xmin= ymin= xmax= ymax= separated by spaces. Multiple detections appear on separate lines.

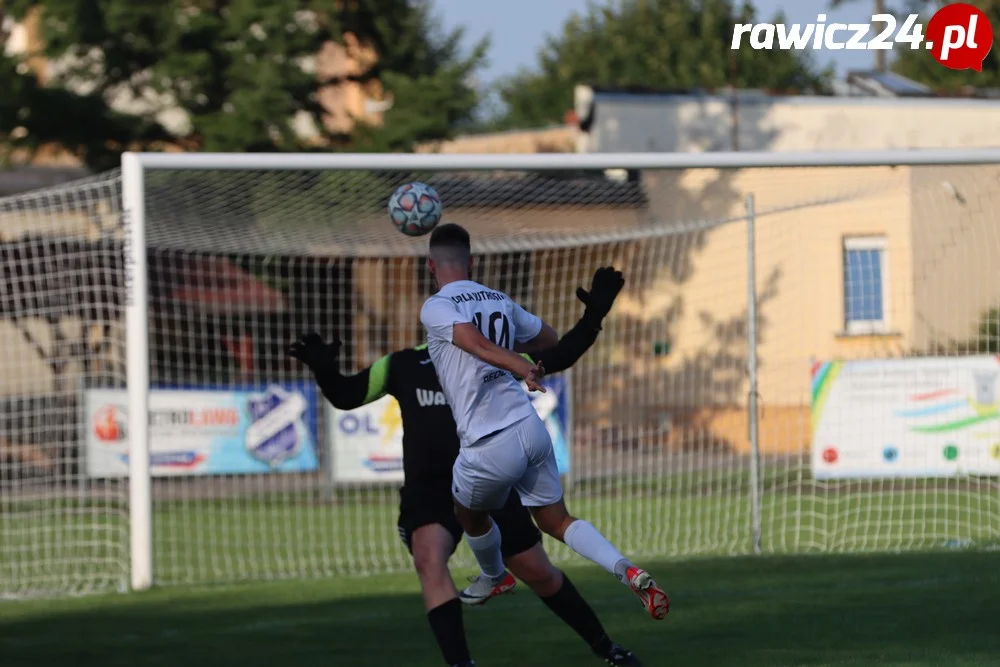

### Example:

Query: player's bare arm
xmin=288 ymin=332 xmax=389 ymax=409
xmin=451 ymin=322 xmax=546 ymax=392
xmin=514 ymin=322 xmax=559 ymax=355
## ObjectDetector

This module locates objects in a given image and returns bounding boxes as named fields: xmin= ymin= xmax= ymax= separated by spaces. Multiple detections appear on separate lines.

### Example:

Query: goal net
xmin=2 ymin=153 xmax=999 ymax=597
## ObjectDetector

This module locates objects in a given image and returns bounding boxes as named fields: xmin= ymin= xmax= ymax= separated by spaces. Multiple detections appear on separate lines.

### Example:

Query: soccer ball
xmin=388 ymin=182 xmax=442 ymax=236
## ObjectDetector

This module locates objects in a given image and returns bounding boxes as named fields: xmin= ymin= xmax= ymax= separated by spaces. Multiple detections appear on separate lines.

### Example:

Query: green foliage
xmin=346 ymin=2 xmax=488 ymax=151
xmin=0 ymin=35 xmax=164 ymax=169
xmin=958 ymin=308 xmax=1000 ymax=354
xmin=2 ymin=0 xmax=486 ymax=168
xmin=892 ymin=0 xmax=1000 ymax=89
xmin=923 ymin=307 xmax=1000 ymax=356
xmin=830 ymin=0 xmax=1000 ymax=87
xmin=494 ymin=0 xmax=832 ymax=130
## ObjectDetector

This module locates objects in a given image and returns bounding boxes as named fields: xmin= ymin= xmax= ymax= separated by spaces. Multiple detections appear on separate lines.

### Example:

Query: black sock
xmin=427 ymin=598 xmax=472 ymax=665
xmin=540 ymin=572 xmax=614 ymax=656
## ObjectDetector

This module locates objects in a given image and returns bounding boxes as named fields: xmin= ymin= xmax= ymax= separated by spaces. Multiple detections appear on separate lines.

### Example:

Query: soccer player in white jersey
xmin=419 ymin=224 xmax=669 ymax=621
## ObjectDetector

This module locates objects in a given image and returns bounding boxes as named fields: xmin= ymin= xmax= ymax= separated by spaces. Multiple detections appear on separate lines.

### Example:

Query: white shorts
xmin=452 ymin=412 xmax=563 ymax=511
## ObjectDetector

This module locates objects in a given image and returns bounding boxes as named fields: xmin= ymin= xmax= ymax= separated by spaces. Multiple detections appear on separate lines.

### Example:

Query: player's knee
xmin=531 ymin=507 xmax=576 ymax=541
xmin=507 ymin=547 xmax=562 ymax=596
xmin=412 ymin=547 xmax=450 ymax=584
xmin=455 ymin=506 xmax=492 ymax=536
xmin=410 ymin=525 xmax=454 ymax=584
xmin=540 ymin=518 xmax=575 ymax=541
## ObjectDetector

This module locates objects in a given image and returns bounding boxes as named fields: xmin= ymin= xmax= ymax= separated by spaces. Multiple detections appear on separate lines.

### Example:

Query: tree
xmin=891 ymin=0 xmax=1000 ymax=89
xmin=0 ymin=7 xmax=157 ymax=168
xmin=830 ymin=0 xmax=1000 ymax=87
xmin=2 ymin=0 xmax=486 ymax=168
xmin=494 ymin=0 xmax=832 ymax=130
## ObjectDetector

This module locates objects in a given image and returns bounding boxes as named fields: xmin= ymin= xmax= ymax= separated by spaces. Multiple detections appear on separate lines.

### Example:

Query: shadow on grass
xmin=0 ymin=552 xmax=997 ymax=667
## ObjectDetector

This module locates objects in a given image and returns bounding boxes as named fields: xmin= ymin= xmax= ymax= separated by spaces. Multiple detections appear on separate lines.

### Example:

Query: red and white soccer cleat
xmin=458 ymin=570 xmax=517 ymax=606
xmin=624 ymin=566 xmax=669 ymax=620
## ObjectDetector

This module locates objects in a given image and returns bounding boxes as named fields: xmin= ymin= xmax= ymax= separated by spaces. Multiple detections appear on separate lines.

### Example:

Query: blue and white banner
xmin=526 ymin=375 xmax=572 ymax=476
xmin=84 ymin=384 xmax=320 ymax=478
xmin=327 ymin=374 xmax=573 ymax=484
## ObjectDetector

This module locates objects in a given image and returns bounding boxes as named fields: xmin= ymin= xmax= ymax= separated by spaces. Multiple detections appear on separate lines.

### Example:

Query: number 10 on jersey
xmin=473 ymin=311 xmax=511 ymax=349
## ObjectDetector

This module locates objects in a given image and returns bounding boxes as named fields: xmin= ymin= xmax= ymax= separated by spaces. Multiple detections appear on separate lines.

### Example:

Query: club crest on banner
xmin=245 ymin=385 xmax=309 ymax=468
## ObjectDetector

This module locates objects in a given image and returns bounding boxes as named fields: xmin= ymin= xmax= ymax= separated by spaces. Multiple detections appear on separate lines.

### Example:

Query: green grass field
xmin=2 ymin=551 xmax=998 ymax=667
xmin=4 ymin=468 xmax=999 ymax=665
xmin=6 ymin=468 xmax=999 ymax=594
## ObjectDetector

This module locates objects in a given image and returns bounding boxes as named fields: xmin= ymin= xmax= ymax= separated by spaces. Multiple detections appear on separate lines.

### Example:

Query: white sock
xmin=563 ymin=519 xmax=631 ymax=578
xmin=465 ymin=520 xmax=505 ymax=579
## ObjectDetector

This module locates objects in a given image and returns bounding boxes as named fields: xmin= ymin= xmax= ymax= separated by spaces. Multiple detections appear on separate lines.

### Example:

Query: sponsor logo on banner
xmin=811 ymin=356 xmax=1000 ymax=479
xmin=330 ymin=396 xmax=405 ymax=482
xmin=91 ymin=402 xmax=211 ymax=471
xmin=245 ymin=386 xmax=309 ymax=468
xmin=84 ymin=385 xmax=319 ymax=478
xmin=92 ymin=404 xmax=128 ymax=442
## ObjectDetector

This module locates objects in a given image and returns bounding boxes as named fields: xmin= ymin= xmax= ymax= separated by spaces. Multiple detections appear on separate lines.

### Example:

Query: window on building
xmin=843 ymin=236 xmax=888 ymax=334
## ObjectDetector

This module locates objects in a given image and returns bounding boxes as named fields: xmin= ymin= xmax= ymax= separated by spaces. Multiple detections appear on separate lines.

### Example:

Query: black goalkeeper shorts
xmin=397 ymin=485 xmax=542 ymax=559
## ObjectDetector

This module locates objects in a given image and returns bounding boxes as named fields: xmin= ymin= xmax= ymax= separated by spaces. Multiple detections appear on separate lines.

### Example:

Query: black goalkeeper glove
xmin=576 ymin=266 xmax=625 ymax=326
xmin=288 ymin=332 xmax=342 ymax=376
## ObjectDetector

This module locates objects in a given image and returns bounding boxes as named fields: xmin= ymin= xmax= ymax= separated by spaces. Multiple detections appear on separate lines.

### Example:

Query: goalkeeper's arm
xmin=530 ymin=315 xmax=602 ymax=374
xmin=530 ymin=266 xmax=625 ymax=374
xmin=312 ymin=357 xmax=390 ymax=410
xmin=288 ymin=333 xmax=390 ymax=410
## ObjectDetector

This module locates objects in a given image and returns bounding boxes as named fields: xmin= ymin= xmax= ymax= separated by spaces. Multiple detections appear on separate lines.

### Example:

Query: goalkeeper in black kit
xmin=289 ymin=267 xmax=641 ymax=667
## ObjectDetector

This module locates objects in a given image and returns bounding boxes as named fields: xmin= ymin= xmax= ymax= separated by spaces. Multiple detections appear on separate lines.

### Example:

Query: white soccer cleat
xmin=458 ymin=570 xmax=517 ymax=605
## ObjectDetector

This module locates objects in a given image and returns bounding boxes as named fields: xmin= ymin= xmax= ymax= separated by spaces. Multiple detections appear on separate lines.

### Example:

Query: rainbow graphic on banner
xmin=894 ymin=388 xmax=1000 ymax=434
xmin=810 ymin=360 xmax=842 ymax=432
xmin=811 ymin=360 xmax=1000 ymax=435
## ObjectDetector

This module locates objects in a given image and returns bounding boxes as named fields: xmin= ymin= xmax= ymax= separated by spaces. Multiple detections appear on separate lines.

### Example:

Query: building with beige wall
xmin=558 ymin=88 xmax=1000 ymax=455
xmin=619 ymin=163 xmax=1000 ymax=456
xmin=575 ymin=86 xmax=1000 ymax=153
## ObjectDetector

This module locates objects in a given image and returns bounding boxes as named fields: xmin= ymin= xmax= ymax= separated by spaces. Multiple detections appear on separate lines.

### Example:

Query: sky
xmin=433 ymin=0 xmax=882 ymax=86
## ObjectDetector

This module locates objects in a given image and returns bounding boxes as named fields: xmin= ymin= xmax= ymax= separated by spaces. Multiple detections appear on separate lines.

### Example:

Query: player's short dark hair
xmin=429 ymin=223 xmax=471 ymax=265
xmin=429 ymin=223 xmax=471 ymax=252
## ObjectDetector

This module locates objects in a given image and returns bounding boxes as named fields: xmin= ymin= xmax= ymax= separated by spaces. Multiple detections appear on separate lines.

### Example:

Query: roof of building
xmin=0 ymin=165 xmax=91 ymax=197
xmin=2 ymin=166 xmax=650 ymax=256
xmin=139 ymin=170 xmax=648 ymax=255
xmin=843 ymin=70 xmax=933 ymax=97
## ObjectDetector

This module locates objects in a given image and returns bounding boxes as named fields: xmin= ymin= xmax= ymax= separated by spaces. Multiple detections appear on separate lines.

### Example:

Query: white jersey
xmin=420 ymin=280 xmax=543 ymax=447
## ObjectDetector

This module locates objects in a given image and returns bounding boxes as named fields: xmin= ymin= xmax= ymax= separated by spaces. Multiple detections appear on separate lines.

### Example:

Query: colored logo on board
xmin=92 ymin=404 xmax=128 ymax=442
xmin=245 ymin=386 xmax=308 ymax=468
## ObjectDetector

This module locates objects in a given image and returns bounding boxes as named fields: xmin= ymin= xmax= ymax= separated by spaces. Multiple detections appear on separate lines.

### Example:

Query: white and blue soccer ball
xmin=388 ymin=182 xmax=442 ymax=236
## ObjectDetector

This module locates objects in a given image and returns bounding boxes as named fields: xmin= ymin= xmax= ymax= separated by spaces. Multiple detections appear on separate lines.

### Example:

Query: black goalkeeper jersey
xmin=368 ymin=345 xmax=462 ymax=487
xmin=311 ymin=311 xmax=603 ymax=493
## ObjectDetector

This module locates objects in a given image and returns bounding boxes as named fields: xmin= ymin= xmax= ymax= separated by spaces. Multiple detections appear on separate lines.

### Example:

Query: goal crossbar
xmin=127 ymin=148 xmax=1000 ymax=172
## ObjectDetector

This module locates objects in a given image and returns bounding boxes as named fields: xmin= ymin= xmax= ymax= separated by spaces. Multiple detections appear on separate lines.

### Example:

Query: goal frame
xmin=121 ymin=147 xmax=1000 ymax=591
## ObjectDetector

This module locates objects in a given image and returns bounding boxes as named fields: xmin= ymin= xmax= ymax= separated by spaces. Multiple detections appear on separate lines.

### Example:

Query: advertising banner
xmin=811 ymin=357 xmax=1000 ymax=479
xmin=84 ymin=384 xmax=319 ymax=477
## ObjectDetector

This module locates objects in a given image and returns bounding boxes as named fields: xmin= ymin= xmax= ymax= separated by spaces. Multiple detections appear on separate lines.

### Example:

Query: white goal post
xmin=3 ymin=148 xmax=999 ymax=598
